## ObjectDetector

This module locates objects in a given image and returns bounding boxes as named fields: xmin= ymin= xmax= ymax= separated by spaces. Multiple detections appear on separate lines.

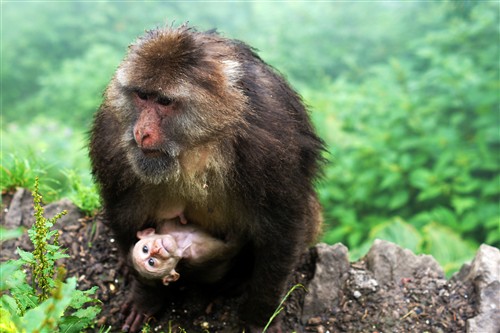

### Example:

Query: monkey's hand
xmin=120 ymin=280 xmax=165 ymax=332
xmin=120 ymin=301 xmax=148 ymax=332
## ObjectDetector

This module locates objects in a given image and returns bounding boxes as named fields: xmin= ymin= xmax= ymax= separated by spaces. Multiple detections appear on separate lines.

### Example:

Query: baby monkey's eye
xmin=148 ymin=258 xmax=155 ymax=267
xmin=142 ymin=245 xmax=148 ymax=253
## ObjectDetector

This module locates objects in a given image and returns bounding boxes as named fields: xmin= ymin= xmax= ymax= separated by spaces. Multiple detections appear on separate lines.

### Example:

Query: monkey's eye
xmin=136 ymin=91 xmax=149 ymax=100
xmin=142 ymin=245 xmax=148 ymax=254
xmin=148 ymin=258 xmax=155 ymax=267
xmin=157 ymin=96 xmax=172 ymax=106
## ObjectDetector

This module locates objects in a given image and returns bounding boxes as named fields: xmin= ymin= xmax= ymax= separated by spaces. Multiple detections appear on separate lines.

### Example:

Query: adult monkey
xmin=89 ymin=24 xmax=325 ymax=332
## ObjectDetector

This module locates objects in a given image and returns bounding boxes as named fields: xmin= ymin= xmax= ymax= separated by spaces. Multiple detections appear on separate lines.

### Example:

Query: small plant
xmin=0 ymin=177 xmax=101 ymax=332
xmin=0 ymin=153 xmax=59 ymax=201
xmin=262 ymin=284 xmax=306 ymax=333
xmin=64 ymin=169 xmax=101 ymax=216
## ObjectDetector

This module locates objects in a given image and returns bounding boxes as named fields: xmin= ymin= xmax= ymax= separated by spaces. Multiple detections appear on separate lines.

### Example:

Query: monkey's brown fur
xmin=90 ymin=24 xmax=325 ymax=332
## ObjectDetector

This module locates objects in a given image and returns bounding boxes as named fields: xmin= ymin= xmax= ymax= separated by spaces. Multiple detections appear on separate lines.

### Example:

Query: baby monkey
xmin=132 ymin=220 xmax=234 ymax=285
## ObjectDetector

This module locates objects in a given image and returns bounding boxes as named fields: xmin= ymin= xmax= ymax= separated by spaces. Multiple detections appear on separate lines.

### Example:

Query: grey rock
xmin=365 ymin=239 xmax=444 ymax=284
xmin=301 ymin=242 xmax=350 ymax=323
xmin=3 ymin=188 xmax=82 ymax=229
xmin=347 ymin=268 xmax=379 ymax=297
xmin=3 ymin=188 xmax=34 ymax=227
xmin=47 ymin=198 xmax=83 ymax=227
xmin=461 ymin=244 xmax=500 ymax=333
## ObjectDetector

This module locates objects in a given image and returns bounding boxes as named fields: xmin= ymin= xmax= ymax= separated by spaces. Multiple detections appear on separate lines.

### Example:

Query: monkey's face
xmin=132 ymin=233 xmax=180 ymax=280
xmin=111 ymin=28 xmax=247 ymax=184
xmin=124 ymin=88 xmax=184 ymax=184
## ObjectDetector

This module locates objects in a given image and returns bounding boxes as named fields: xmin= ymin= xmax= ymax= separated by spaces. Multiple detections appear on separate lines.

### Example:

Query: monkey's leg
xmin=240 ymin=223 xmax=304 ymax=332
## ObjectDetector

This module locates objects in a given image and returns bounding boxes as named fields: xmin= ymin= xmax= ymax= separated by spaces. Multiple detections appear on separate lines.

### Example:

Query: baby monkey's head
xmin=132 ymin=228 xmax=182 ymax=285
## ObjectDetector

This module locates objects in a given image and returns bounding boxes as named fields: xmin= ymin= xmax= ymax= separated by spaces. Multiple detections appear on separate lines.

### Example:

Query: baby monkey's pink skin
xmin=132 ymin=221 xmax=232 ymax=285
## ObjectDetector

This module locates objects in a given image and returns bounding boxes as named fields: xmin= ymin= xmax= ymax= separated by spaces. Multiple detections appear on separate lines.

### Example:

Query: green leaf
xmin=347 ymin=230 xmax=363 ymax=248
xmin=0 ymin=227 xmax=24 ymax=242
xmin=422 ymin=223 xmax=476 ymax=277
xmin=417 ymin=186 xmax=443 ymax=202
xmin=0 ymin=260 xmax=23 ymax=291
xmin=429 ymin=206 xmax=458 ymax=228
xmin=16 ymin=248 xmax=34 ymax=264
xmin=0 ymin=307 xmax=18 ymax=333
xmin=9 ymin=270 xmax=37 ymax=312
xmin=451 ymin=196 xmax=476 ymax=215
xmin=59 ymin=306 xmax=101 ymax=333
xmin=484 ymin=216 xmax=500 ymax=245
xmin=21 ymin=278 xmax=78 ymax=332
xmin=409 ymin=169 xmax=432 ymax=189
xmin=1 ymin=294 xmax=22 ymax=328
xmin=322 ymin=225 xmax=353 ymax=245
xmin=69 ymin=287 xmax=99 ymax=309
xmin=482 ymin=176 xmax=500 ymax=196
xmin=369 ymin=218 xmax=422 ymax=253
xmin=388 ymin=191 xmax=409 ymax=210
xmin=379 ymin=172 xmax=401 ymax=190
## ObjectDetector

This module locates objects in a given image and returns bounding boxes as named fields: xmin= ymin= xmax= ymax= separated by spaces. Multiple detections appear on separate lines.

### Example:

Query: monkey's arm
xmin=186 ymin=232 xmax=239 ymax=264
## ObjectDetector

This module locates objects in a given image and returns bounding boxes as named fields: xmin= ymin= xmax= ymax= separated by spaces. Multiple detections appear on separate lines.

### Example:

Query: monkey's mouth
xmin=140 ymin=148 xmax=164 ymax=158
xmin=161 ymin=236 xmax=177 ymax=255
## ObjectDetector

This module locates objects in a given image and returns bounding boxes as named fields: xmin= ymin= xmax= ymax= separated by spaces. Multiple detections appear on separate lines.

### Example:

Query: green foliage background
xmin=2 ymin=1 xmax=499 ymax=274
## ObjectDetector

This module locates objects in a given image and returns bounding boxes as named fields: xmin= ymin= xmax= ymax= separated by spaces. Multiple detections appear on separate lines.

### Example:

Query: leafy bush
xmin=1 ymin=117 xmax=94 ymax=200
xmin=64 ymin=170 xmax=101 ymax=216
xmin=315 ymin=2 xmax=499 ymax=272
xmin=0 ymin=153 xmax=60 ymax=202
xmin=0 ymin=177 xmax=101 ymax=332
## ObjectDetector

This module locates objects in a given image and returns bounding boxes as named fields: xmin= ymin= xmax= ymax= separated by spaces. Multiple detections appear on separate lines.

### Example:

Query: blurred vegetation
xmin=2 ymin=1 xmax=498 ymax=274
xmin=0 ymin=178 xmax=101 ymax=332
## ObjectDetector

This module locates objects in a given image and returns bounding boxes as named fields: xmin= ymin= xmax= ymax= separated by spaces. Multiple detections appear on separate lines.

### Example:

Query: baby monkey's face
xmin=132 ymin=229 xmax=181 ymax=285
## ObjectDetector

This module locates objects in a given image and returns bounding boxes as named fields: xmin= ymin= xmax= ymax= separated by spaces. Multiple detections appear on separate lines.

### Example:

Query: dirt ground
xmin=1 ymin=190 xmax=478 ymax=333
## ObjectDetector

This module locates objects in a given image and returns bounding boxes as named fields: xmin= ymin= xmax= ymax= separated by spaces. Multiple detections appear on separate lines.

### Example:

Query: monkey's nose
xmin=135 ymin=130 xmax=153 ymax=148
xmin=151 ymin=246 xmax=160 ymax=255
xmin=133 ymin=122 xmax=161 ymax=150
xmin=134 ymin=130 xmax=163 ymax=156
xmin=152 ymin=240 xmax=165 ymax=255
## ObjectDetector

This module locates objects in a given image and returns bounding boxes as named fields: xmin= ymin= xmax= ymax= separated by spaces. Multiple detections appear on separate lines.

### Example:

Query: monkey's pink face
xmin=132 ymin=233 xmax=180 ymax=277
xmin=132 ymin=92 xmax=177 ymax=154
xmin=123 ymin=89 xmax=185 ymax=184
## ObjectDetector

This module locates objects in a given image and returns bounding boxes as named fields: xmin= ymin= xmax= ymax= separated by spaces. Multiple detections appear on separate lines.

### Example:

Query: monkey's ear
xmin=162 ymin=270 xmax=180 ymax=286
xmin=137 ymin=228 xmax=156 ymax=239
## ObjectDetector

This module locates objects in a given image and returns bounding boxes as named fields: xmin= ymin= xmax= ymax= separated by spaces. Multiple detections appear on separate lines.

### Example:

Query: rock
xmin=47 ymin=198 xmax=83 ymax=228
xmin=365 ymin=239 xmax=444 ymax=284
xmin=301 ymin=243 xmax=349 ymax=323
xmin=347 ymin=268 xmax=379 ymax=297
xmin=3 ymin=188 xmax=34 ymax=227
xmin=456 ymin=244 xmax=500 ymax=333
xmin=3 ymin=188 xmax=82 ymax=229
xmin=1 ymin=193 xmax=84 ymax=263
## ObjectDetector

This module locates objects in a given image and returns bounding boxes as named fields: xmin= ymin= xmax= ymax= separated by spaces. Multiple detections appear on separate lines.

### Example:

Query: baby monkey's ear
xmin=162 ymin=269 xmax=180 ymax=286
xmin=136 ymin=228 xmax=156 ymax=239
